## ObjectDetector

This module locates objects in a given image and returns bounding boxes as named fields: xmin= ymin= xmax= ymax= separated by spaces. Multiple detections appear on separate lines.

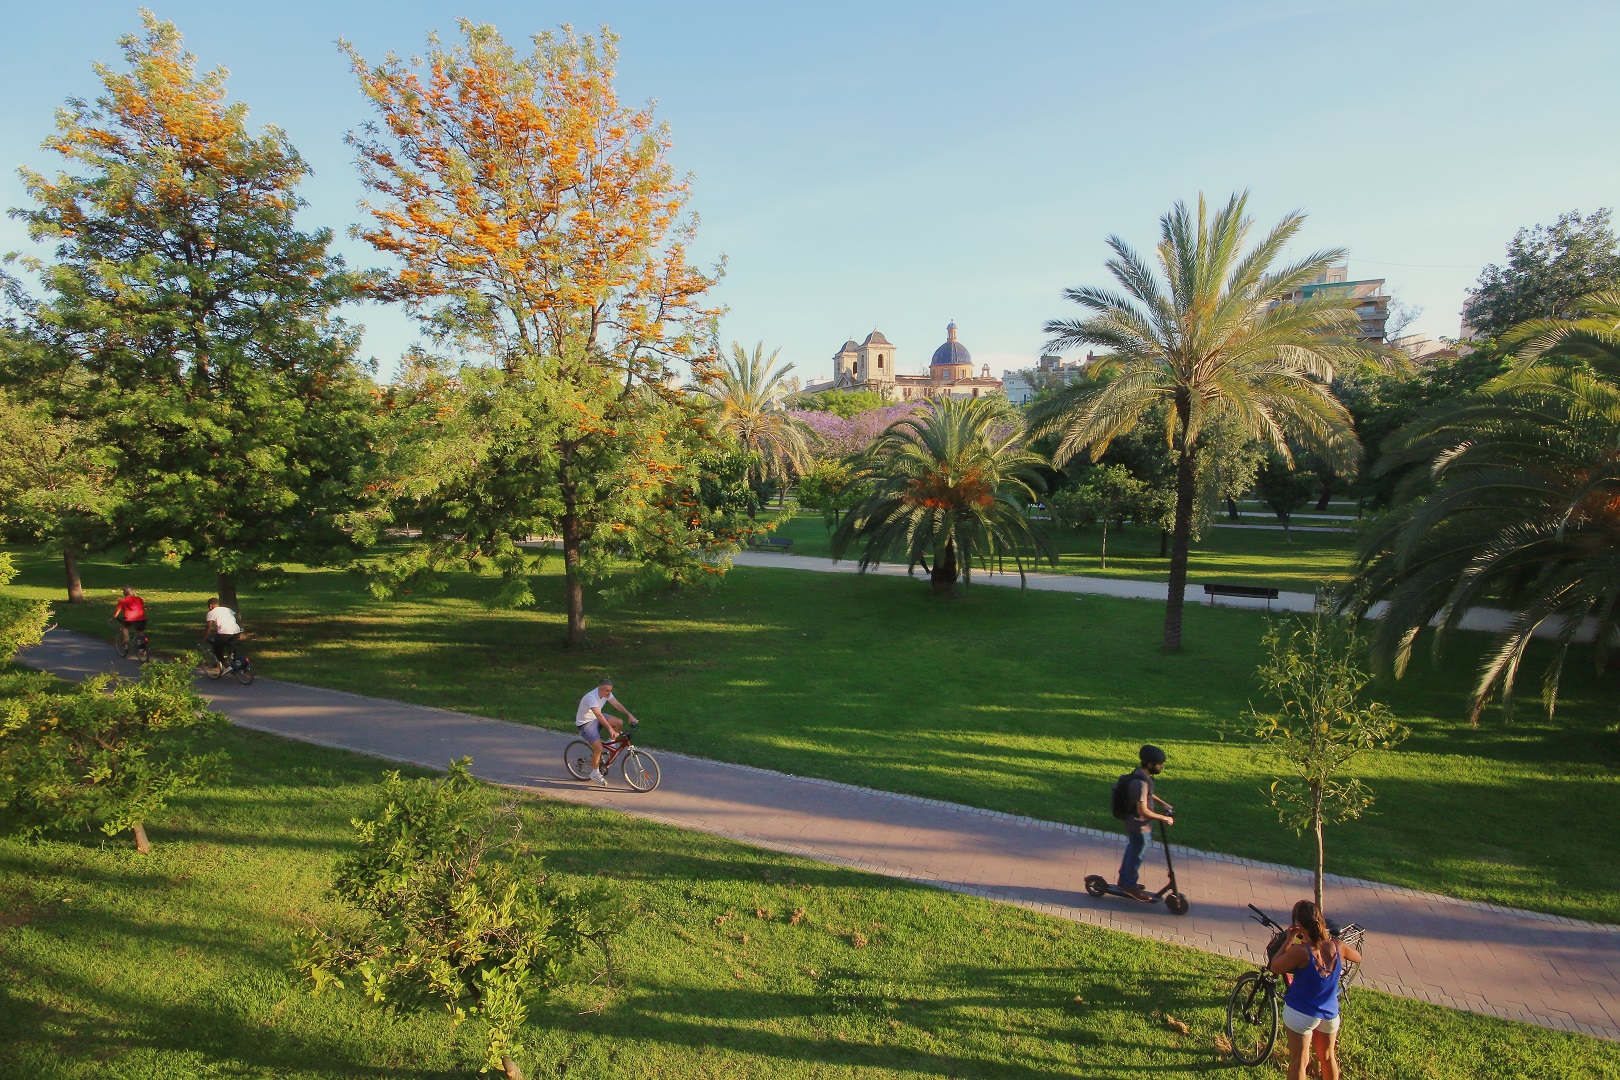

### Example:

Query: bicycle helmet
xmin=1139 ymin=744 xmax=1167 ymax=766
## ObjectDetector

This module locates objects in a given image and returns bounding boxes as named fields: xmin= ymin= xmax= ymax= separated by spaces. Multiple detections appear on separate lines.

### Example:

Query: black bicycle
xmin=1225 ymin=903 xmax=1364 ymax=1066
xmin=112 ymin=618 xmax=149 ymax=663
xmin=204 ymin=637 xmax=255 ymax=686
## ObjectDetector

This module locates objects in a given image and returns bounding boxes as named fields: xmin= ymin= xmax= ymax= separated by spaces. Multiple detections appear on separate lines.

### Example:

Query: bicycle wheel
xmin=1225 ymin=970 xmax=1279 ymax=1065
xmin=563 ymin=740 xmax=595 ymax=781
xmin=622 ymin=748 xmax=661 ymax=792
xmin=136 ymin=638 xmax=149 ymax=663
xmin=232 ymin=657 xmax=255 ymax=686
xmin=204 ymin=657 xmax=223 ymax=680
xmin=115 ymin=633 xmax=129 ymax=658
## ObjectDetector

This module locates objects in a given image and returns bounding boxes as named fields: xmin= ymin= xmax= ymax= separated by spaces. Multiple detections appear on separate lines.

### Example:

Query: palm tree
xmin=1352 ymin=297 xmax=1620 ymax=722
xmin=704 ymin=342 xmax=814 ymax=518
xmin=1031 ymin=192 xmax=1375 ymax=651
xmin=831 ymin=395 xmax=1055 ymax=595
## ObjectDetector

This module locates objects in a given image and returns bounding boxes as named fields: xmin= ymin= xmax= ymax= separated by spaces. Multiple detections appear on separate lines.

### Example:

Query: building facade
xmin=1278 ymin=262 xmax=1391 ymax=342
xmin=807 ymin=322 xmax=1004 ymax=401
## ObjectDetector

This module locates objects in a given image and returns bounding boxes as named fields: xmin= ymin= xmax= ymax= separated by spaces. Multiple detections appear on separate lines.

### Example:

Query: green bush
xmin=0 ymin=657 xmax=228 ymax=852
xmin=295 ymin=759 xmax=611 ymax=1079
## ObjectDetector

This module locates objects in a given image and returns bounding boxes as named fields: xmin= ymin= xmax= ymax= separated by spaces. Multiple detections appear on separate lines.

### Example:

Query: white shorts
xmin=1282 ymin=1004 xmax=1341 ymax=1036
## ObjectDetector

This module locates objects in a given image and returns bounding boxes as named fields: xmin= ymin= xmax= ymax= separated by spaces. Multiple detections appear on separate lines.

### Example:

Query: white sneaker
xmin=590 ymin=769 xmax=606 ymax=785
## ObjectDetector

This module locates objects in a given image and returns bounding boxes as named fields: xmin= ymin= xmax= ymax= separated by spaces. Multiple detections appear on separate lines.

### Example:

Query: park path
xmin=730 ymin=550 xmax=1535 ymax=634
xmin=20 ymin=629 xmax=1620 ymax=1042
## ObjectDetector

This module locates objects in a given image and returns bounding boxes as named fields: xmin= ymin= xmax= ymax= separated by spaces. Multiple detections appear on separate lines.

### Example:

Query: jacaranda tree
xmin=832 ymin=395 xmax=1054 ymax=595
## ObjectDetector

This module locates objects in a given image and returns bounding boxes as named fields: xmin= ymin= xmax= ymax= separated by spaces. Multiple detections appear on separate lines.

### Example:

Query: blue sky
xmin=4 ymin=1 xmax=1619 ymax=383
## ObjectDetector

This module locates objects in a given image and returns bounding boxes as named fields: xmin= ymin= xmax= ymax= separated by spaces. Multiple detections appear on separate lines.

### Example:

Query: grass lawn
xmin=758 ymin=509 xmax=1355 ymax=593
xmin=11 ymin=546 xmax=1620 ymax=923
xmin=3 ymin=725 xmax=1614 ymax=1079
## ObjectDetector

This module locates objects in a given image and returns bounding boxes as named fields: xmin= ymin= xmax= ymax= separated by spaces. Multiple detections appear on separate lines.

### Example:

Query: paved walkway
xmin=730 ymin=551 xmax=1536 ymax=634
xmin=20 ymin=629 xmax=1620 ymax=1041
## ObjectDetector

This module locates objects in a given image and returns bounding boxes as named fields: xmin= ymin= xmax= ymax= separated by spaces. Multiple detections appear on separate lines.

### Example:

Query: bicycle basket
xmin=1264 ymin=929 xmax=1288 ymax=963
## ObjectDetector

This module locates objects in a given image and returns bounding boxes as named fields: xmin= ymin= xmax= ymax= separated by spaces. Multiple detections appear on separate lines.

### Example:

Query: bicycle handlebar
xmin=1247 ymin=903 xmax=1285 ymax=931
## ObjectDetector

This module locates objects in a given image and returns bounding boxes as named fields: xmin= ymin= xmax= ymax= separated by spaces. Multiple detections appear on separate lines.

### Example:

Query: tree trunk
xmin=1158 ymin=529 xmax=1168 ymax=558
xmin=133 ymin=821 xmax=150 ymax=855
xmin=1226 ymin=496 xmax=1240 ymax=522
xmin=64 ymin=544 xmax=85 ymax=604
xmin=216 ymin=572 xmax=238 ymax=613
xmin=501 ymin=1056 xmax=523 ymax=1080
xmin=1281 ymin=514 xmax=1292 ymax=543
xmin=1099 ymin=519 xmax=1109 ymax=569
xmin=1161 ymin=416 xmax=1198 ymax=653
xmin=930 ymin=540 xmax=959 ymax=597
xmin=1312 ymin=791 xmax=1325 ymax=909
xmin=560 ymin=485 xmax=587 ymax=649
xmin=1314 ymin=475 xmax=1334 ymax=512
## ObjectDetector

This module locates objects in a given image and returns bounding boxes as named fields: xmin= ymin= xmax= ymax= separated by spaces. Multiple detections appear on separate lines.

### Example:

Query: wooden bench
xmin=747 ymin=536 xmax=794 ymax=551
xmin=1202 ymin=583 xmax=1280 ymax=610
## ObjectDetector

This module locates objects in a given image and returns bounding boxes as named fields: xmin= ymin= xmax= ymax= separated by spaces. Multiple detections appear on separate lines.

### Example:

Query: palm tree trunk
xmin=1162 ymin=441 xmax=1197 ymax=653
xmin=931 ymin=540 xmax=958 ymax=596
xmin=1315 ymin=475 xmax=1334 ymax=512
xmin=64 ymin=543 xmax=85 ymax=604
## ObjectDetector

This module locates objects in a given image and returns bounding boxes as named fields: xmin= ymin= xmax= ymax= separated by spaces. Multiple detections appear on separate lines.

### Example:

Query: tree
xmin=0 ymin=553 xmax=51 ymax=669
xmin=1250 ymin=599 xmax=1407 ymax=908
xmin=796 ymin=390 xmax=887 ymax=418
xmin=1464 ymin=209 xmax=1620 ymax=340
xmin=1033 ymin=193 xmax=1372 ymax=650
xmin=1351 ymin=302 xmax=1620 ymax=721
xmin=703 ymin=342 xmax=813 ymax=520
xmin=1050 ymin=464 xmax=1146 ymax=568
xmin=832 ymin=396 xmax=1055 ymax=595
xmin=793 ymin=459 xmax=864 ymax=531
xmin=0 ymin=658 xmax=227 ymax=854
xmin=0 ymin=390 xmax=114 ymax=603
xmin=1253 ymin=452 xmax=1318 ymax=541
xmin=296 ymin=760 xmax=607 ymax=1080
xmin=347 ymin=23 xmax=721 ymax=647
xmin=10 ymin=15 xmax=377 ymax=612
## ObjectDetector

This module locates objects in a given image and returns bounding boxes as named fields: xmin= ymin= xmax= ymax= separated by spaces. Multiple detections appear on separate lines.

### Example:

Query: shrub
xmin=295 ymin=759 xmax=610 ymax=1079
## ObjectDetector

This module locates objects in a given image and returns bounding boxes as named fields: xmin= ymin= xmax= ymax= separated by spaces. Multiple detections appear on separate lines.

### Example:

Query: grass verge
xmin=2 ymin=725 xmax=1614 ymax=1079
xmin=12 ymin=546 xmax=1620 ymax=922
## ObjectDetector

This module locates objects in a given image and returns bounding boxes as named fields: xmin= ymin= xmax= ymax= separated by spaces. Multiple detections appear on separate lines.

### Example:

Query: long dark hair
xmin=1292 ymin=900 xmax=1329 ymax=945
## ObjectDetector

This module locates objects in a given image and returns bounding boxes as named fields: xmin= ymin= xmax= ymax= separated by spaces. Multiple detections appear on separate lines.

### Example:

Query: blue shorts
xmin=577 ymin=719 xmax=611 ymax=744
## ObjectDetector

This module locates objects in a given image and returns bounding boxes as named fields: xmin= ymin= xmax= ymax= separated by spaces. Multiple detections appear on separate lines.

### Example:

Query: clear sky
xmin=4 ymin=1 xmax=1619 ymax=383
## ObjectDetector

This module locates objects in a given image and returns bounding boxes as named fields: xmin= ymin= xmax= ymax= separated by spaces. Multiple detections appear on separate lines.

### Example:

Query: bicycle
xmin=564 ymin=721 xmax=661 ymax=792
xmin=1225 ymin=903 xmax=1364 ymax=1066
xmin=111 ymin=618 xmax=149 ymax=663
xmin=203 ymin=636 xmax=255 ymax=686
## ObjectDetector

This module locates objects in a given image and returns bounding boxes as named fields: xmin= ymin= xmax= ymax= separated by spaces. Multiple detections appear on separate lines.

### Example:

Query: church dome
xmin=930 ymin=320 xmax=972 ymax=366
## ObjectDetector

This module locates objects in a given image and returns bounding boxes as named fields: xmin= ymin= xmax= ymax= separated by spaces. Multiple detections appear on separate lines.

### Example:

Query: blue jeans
xmin=1118 ymin=825 xmax=1150 ymax=889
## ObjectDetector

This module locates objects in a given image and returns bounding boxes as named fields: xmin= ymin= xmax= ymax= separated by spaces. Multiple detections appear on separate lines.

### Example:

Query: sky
xmin=4 ymin=1 xmax=1619 ymax=384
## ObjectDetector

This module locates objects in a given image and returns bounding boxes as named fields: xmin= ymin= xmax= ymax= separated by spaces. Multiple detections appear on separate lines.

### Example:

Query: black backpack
xmin=1110 ymin=771 xmax=1139 ymax=819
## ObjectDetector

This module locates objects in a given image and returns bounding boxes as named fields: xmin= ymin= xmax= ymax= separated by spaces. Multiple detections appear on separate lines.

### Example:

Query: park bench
xmin=1202 ymin=583 xmax=1280 ymax=610
xmin=747 ymin=536 xmax=794 ymax=552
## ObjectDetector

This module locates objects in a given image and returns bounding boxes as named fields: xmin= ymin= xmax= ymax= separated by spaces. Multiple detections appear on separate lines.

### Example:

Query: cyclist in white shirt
xmin=203 ymin=598 xmax=243 ymax=671
xmin=576 ymin=678 xmax=637 ymax=785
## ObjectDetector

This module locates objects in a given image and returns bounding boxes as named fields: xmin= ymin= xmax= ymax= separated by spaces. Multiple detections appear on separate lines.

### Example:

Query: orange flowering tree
xmin=346 ymin=22 xmax=730 ymax=646
xmin=831 ymin=396 xmax=1055 ymax=596
xmin=8 ymin=15 xmax=377 ymax=610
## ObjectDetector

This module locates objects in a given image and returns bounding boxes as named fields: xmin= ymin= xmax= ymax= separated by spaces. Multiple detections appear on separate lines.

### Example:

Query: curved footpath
xmin=20 ymin=629 xmax=1620 ymax=1042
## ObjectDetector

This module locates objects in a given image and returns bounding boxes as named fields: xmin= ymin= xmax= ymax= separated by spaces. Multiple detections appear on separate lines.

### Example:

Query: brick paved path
xmin=21 ymin=630 xmax=1620 ymax=1041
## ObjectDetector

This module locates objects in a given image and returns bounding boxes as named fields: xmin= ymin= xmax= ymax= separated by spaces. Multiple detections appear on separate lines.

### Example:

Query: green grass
xmin=12 ymin=546 xmax=1620 ymax=922
xmin=3 ymin=725 xmax=1614 ymax=1079
xmin=760 ymin=509 xmax=1355 ymax=593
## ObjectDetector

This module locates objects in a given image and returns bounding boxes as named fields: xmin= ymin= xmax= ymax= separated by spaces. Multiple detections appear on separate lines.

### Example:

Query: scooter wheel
xmin=1084 ymin=875 xmax=1108 ymax=899
xmin=1165 ymin=891 xmax=1190 ymax=916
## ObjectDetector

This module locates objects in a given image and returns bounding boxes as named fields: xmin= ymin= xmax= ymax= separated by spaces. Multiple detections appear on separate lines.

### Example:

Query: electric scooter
xmin=1084 ymin=818 xmax=1190 ymax=915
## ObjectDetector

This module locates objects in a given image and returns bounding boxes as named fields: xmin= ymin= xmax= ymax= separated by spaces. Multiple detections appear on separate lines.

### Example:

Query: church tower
xmin=832 ymin=339 xmax=859 ymax=385
xmin=857 ymin=330 xmax=895 ymax=388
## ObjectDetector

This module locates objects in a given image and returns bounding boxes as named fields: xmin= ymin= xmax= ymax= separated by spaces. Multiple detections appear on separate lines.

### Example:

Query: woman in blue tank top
xmin=1268 ymin=899 xmax=1364 ymax=1080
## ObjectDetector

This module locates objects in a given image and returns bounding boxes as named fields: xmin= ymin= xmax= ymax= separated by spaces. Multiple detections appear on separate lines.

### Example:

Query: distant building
xmin=1389 ymin=333 xmax=1457 ymax=364
xmin=1278 ymin=262 xmax=1390 ymax=343
xmin=804 ymin=322 xmax=1004 ymax=401
xmin=1002 ymin=353 xmax=1093 ymax=405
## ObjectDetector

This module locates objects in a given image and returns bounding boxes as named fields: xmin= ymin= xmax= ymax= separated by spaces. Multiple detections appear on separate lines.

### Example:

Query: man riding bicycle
xmin=576 ymin=678 xmax=638 ymax=786
xmin=202 ymin=598 xmax=242 ymax=671
xmin=112 ymin=586 xmax=147 ymax=649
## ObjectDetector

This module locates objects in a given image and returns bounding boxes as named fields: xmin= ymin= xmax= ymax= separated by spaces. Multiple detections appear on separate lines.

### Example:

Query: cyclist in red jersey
xmin=112 ymin=586 xmax=147 ymax=650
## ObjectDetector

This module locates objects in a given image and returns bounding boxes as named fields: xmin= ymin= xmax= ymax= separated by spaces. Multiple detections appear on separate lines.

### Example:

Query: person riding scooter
xmin=1116 ymin=744 xmax=1174 ymax=900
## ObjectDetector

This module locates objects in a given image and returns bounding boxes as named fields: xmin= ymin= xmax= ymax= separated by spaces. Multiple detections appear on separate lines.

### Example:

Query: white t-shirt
xmin=575 ymin=687 xmax=615 ymax=726
xmin=206 ymin=606 xmax=242 ymax=636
